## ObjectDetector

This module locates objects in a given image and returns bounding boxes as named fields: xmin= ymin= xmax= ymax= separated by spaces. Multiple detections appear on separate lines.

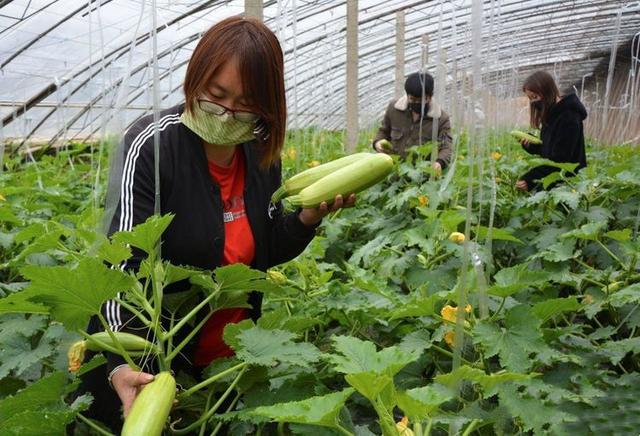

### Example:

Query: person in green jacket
xmin=373 ymin=72 xmax=453 ymax=174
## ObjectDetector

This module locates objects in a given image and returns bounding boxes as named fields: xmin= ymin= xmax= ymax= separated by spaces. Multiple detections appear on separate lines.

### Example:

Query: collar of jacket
xmin=394 ymin=95 xmax=442 ymax=118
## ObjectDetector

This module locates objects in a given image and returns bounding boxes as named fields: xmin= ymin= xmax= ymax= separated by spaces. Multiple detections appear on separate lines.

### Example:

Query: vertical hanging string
xmin=292 ymin=0 xmax=300 ymax=152
xmin=453 ymin=0 xmax=484 ymax=371
xmin=0 ymin=112 xmax=4 ymax=173
xmin=88 ymin=0 xmax=95 ymax=209
xmin=430 ymin=0 xmax=444 ymax=167
xmin=94 ymin=0 xmax=107 ymax=215
xmin=151 ymin=0 xmax=162 ymax=258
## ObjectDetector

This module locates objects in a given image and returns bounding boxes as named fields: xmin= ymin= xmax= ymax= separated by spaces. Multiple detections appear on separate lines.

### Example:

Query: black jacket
xmin=520 ymin=93 xmax=587 ymax=189
xmin=90 ymin=104 xmax=316 ymax=372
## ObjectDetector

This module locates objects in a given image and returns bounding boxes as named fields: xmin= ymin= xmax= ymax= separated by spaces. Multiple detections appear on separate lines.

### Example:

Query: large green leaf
xmin=473 ymin=305 xmax=548 ymax=372
xmin=397 ymin=385 xmax=453 ymax=420
xmin=498 ymin=383 xmax=575 ymax=434
xmin=601 ymin=337 xmax=640 ymax=365
xmin=112 ymin=213 xmax=174 ymax=255
xmin=604 ymin=229 xmax=632 ymax=242
xmin=0 ymin=372 xmax=87 ymax=433
xmin=389 ymin=294 xmax=440 ymax=320
xmin=327 ymin=336 xmax=420 ymax=376
xmin=609 ymin=283 xmax=640 ymax=307
xmin=528 ymin=158 xmax=579 ymax=173
xmin=249 ymin=388 xmax=355 ymax=428
xmin=530 ymin=240 xmax=579 ymax=262
xmin=532 ymin=297 xmax=580 ymax=323
xmin=561 ymin=222 xmax=606 ymax=241
xmin=12 ymin=258 xmax=135 ymax=331
xmin=95 ymin=235 xmax=132 ymax=266
xmin=345 ymin=372 xmax=393 ymax=402
xmin=229 ymin=325 xmax=321 ymax=367
xmin=476 ymin=226 xmax=522 ymax=243
xmin=435 ymin=365 xmax=535 ymax=392
xmin=488 ymin=263 xmax=549 ymax=297
xmin=214 ymin=263 xmax=281 ymax=294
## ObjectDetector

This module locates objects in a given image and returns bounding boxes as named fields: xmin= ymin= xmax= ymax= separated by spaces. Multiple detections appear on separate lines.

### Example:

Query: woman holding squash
xmin=79 ymin=16 xmax=354 ymax=432
xmin=515 ymin=70 xmax=588 ymax=191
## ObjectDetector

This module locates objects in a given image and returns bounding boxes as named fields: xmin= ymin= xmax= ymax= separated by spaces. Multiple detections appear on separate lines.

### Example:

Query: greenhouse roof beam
xmin=1 ymin=0 xmax=219 ymax=129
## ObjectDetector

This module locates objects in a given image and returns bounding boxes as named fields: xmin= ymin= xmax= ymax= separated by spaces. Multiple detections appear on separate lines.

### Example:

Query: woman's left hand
xmin=515 ymin=180 xmax=529 ymax=191
xmin=298 ymin=193 xmax=356 ymax=226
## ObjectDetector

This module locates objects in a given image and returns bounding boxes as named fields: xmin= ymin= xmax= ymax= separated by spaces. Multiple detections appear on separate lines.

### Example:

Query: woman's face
xmin=524 ymin=89 xmax=542 ymax=103
xmin=203 ymin=59 xmax=253 ymax=113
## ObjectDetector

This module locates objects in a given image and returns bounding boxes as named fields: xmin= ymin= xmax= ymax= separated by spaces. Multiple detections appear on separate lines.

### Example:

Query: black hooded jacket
xmin=520 ymin=93 xmax=588 ymax=189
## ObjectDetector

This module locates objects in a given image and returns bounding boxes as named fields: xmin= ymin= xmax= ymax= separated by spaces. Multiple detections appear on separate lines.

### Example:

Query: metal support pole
xmin=395 ymin=10 xmax=406 ymax=98
xmin=346 ymin=0 xmax=359 ymax=152
xmin=245 ymin=0 xmax=263 ymax=21
xmin=421 ymin=34 xmax=429 ymax=70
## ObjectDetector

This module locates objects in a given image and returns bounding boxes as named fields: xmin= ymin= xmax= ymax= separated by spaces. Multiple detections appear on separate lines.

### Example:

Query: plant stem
xmin=76 ymin=413 xmax=115 ymax=436
xmin=130 ymin=285 xmax=154 ymax=315
xmin=426 ymin=252 xmax=451 ymax=268
xmin=164 ymin=286 xmax=220 ymax=340
xmin=179 ymin=362 xmax=247 ymax=399
xmin=488 ymin=297 xmax=506 ymax=321
xmin=431 ymin=344 xmax=482 ymax=369
xmin=581 ymin=276 xmax=606 ymax=288
xmin=113 ymin=297 xmax=152 ymax=326
xmin=166 ymin=311 xmax=176 ymax=360
xmin=335 ymin=422 xmax=355 ymax=436
xmin=461 ymin=419 xmax=480 ymax=436
xmin=414 ymin=421 xmax=424 ymax=436
xmin=199 ymin=390 xmax=214 ymax=436
xmin=166 ymin=310 xmax=215 ymax=363
xmin=209 ymin=391 xmax=241 ymax=436
xmin=597 ymin=240 xmax=627 ymax=270
xmin=173 ymin=366 xmax=246 ymax=434
xmin=96 ymin=313 xmax=139 ymax=371
xmin=425 ymin=417 xmax=434 ymax=436
xmin=76 ymin=330 xmax=121 ymax=355
xmin=150 ymin=262 xmax=168 ymax=372
xmin=574 ymin=257 xmax=595 ymax=270
xmin=614 ymin=304 xmax=640 ymax=334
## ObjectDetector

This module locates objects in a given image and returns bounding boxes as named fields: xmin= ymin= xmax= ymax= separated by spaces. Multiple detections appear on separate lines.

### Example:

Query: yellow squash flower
xmin=418 ymin=195 xmax=429 ymax=206
xmin=441 ymin=304 xmax=472 ymax=348
xmin=286 ymin=147 xmax=297 ymax=160
xmin=396 ymin=416 xmax=415 ymax=436
xmin=267 ymin=270 xmax=287 ymax=285
xmin=67 ymin=340 xmax=87 ymax=373
xmin=491 ymin=151 xmax=503 ymax=160
xmin=440 ymin=304 xmax=472 ymax=322
xmin=449 ymin=232 xmax=465 ymax=243
xmin=444 ymin=330 xmax=456 ymax=347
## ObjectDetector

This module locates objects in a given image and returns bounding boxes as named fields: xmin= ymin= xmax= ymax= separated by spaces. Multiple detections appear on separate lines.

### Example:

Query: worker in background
xmin=516 ymin=70 xmax=587 ymax=191
xmin=373 ymin=72 xmax=453 ymax=175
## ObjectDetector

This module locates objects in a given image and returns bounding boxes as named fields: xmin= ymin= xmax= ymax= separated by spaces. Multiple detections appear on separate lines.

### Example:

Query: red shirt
xmin=194 ymin=148 xmax=255 ymax=366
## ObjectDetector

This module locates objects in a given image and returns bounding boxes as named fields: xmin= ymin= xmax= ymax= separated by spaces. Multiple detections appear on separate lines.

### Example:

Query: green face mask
xmin=181 ymin=104 xmax=256 ymax=146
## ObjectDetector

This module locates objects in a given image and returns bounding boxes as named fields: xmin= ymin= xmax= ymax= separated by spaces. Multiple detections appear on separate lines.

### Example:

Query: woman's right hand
xmin=374 ymin=139 xmax=392 ymax=153
xmin=111 ymin=366 xmax=154 ymax=417
xmin=519 ymin=138 xmax=531 ymax=149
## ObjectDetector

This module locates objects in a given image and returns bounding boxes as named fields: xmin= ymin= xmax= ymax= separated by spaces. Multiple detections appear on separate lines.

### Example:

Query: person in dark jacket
xmin=373 ymin=72 xmax=453 ymax=175
xmin=79 ymin=16 xmax=354 ymax=432
xmin=516 ymin=70 xmax=588 ymax=191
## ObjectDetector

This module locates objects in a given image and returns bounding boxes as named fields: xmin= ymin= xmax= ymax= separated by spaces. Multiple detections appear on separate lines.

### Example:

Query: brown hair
xmin=522 ymin=71 xmax=560 ymax=129
xmin=183 ymin=16 xmax=286 ymax=167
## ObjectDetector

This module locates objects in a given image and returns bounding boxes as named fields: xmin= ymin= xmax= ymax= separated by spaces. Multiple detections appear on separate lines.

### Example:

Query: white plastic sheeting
xmin=1 ymin=0 xmax=639 ymax=142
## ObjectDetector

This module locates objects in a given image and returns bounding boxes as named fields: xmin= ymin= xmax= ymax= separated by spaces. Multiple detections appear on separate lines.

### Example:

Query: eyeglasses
xmin=197 ymin=99 xmax=260 ymax=123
